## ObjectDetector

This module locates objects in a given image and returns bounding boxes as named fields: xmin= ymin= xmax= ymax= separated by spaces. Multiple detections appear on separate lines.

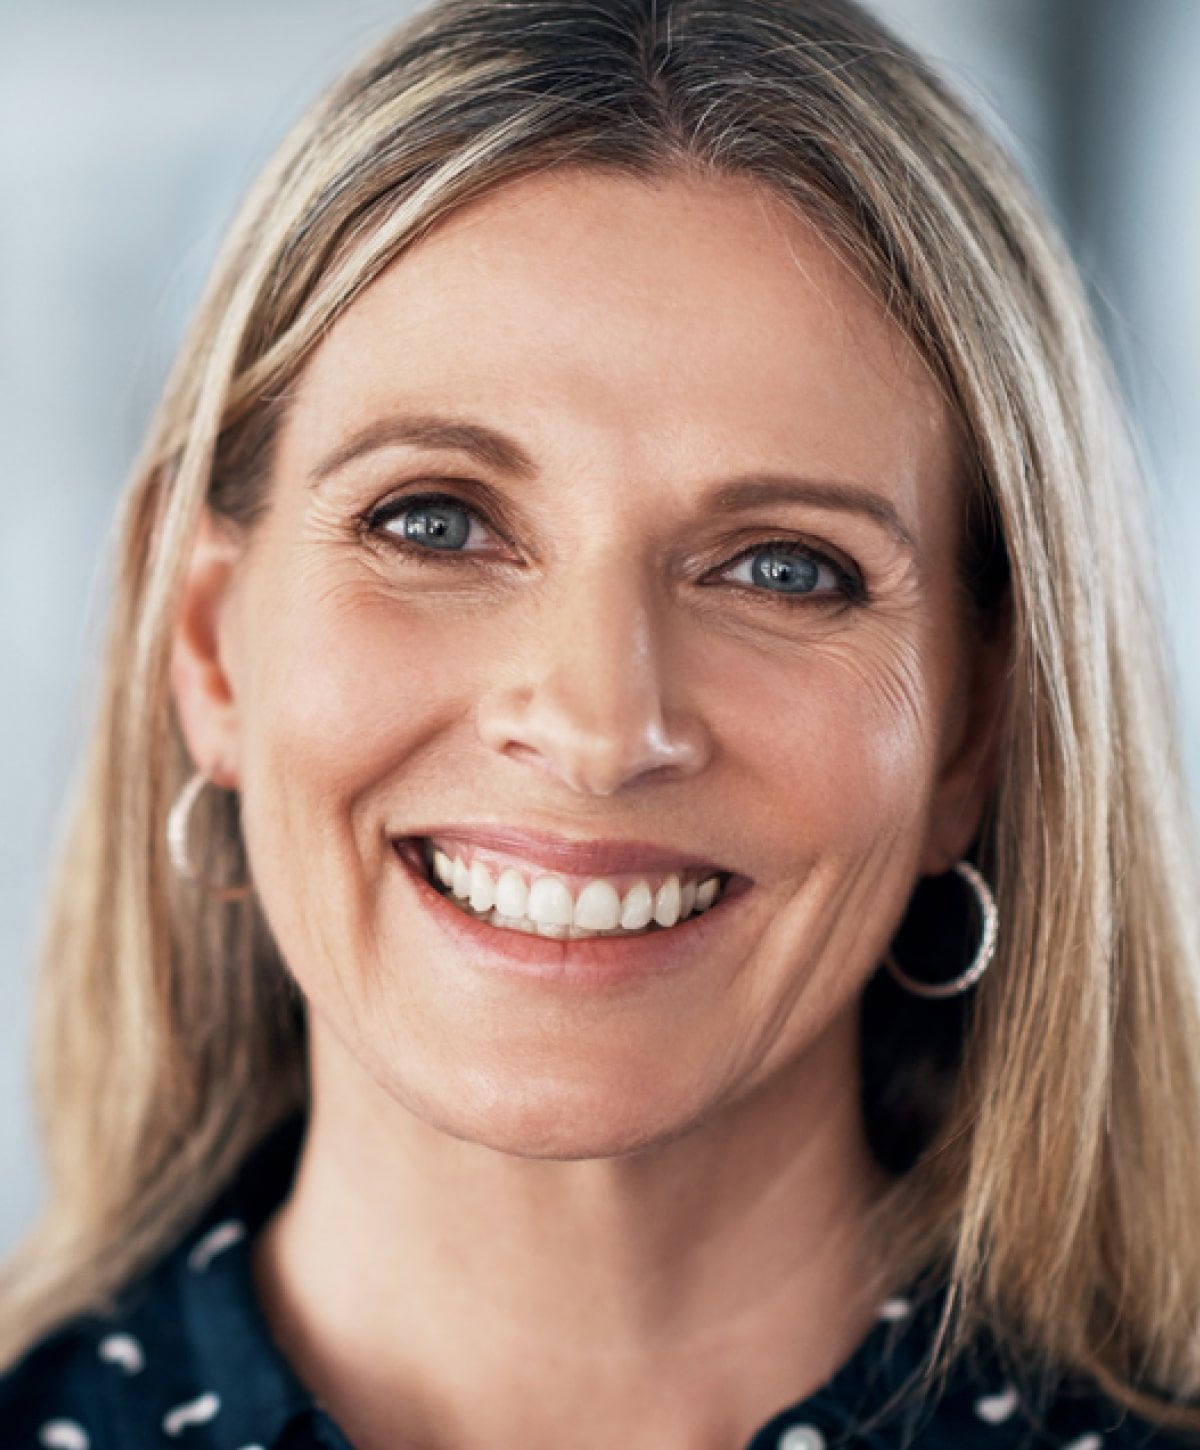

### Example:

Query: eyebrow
xmin=308 ymin=413 xmax=537 ymax=486
xmin=307 ymin=410 xmax=922 ymax=561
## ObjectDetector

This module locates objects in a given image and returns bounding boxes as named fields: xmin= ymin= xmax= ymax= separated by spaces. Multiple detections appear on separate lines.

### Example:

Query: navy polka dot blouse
xmin=1 ymin=1113 xmax=1194 ymax=1447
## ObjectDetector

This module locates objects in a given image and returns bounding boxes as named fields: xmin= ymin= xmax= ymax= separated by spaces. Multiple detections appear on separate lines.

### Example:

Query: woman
xmin=3 ymin=0 xmax=1199 ymax=1446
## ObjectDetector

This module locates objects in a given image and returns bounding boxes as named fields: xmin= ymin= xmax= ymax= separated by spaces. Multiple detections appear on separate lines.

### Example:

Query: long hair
xmin=5 ymin=0 xmax=1200 ymax=1434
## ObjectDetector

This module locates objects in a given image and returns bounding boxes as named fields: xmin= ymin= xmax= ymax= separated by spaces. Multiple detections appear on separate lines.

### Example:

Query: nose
xmin=472 ymin=553 xmax=712 ymax=797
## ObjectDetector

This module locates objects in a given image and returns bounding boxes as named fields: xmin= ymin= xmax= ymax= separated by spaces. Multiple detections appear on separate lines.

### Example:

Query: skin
xmin=171 ymin=167 xmax=1007 ymax=1450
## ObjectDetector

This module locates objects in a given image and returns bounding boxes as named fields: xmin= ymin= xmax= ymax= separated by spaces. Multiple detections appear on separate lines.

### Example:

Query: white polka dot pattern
xmin=877 ymin=1296 xmax=913 ymax=1321
xmin=777 ymin=1425 xmax=826 ymax=1450
xmin=97 ymin=1331 xmax=145 ymax=1374
xmin=186 ymin=1218 xmax=246 ymax=1273
xmin=37 ymin=1422 xmax=89 ymax=1450
xmin=162 ymin=1389 xmax=221 ymax=1436
xmin=974 ymin=1384 xmax=1020 ymax=1423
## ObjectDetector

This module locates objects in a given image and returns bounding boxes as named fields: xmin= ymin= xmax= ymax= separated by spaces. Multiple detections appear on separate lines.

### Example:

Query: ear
xmin=919 ymin=600 xmax=1013 ymax=877
xmin=169 ymin=504 xmax=248 ymax=790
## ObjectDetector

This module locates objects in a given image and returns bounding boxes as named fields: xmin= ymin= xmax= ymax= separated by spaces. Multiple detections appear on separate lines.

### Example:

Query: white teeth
xmin=572 ymin=879 xmax=622 ymax=931
xmin=452 ymin=857 xmax=472 ymax=898
xmin=468 ymin=861 xmax=495 ymax=913
xmin=680 ymin=879 xmax=697 ymax=917
xmin=421 ymin=841 xmax=728 ymax=937
xmin=653 ymin=875 xmax=682 ymax=928
xmin=433 ymin=848 xmax=455 ymax=887
xmin=526 ymin=876 xmax=573 ymax=928
xmin=492 ymin=911 xmax=533 ymax=933
xmin=619 ymin=880 xmax=654 ymax=930
xmin=494 ymin=866 xmax=528 ymax=918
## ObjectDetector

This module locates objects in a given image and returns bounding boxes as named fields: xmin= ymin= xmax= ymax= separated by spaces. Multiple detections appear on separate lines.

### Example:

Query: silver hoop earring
xmin=167 ymin=770 xmax=254 ymax=903
xmin=882 ymin=860 xmax=997 ymax=999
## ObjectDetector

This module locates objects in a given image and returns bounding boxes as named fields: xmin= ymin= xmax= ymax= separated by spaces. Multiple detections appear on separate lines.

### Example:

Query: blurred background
xmin=1 ymin=0 xmax=1198 ymax=1254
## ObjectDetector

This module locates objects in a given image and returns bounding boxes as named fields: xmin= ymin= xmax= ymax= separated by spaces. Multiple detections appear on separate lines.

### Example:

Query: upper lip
xmin=395 ymin=826 xmax=739 ymax=879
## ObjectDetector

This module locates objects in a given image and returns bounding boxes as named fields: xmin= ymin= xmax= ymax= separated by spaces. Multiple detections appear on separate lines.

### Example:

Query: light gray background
xmin=2 ymin=1 xmax=1198 ymax=1254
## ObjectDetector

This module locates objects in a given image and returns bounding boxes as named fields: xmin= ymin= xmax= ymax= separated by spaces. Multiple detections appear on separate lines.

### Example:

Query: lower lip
xmin=391 ymin=839 xmax=755 ymax=988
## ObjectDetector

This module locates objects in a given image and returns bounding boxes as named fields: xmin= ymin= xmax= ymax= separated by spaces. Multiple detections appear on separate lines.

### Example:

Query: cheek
xmin=231 ymin=569 xmax=486 ymax=995
xmin=701 ymin=619 xmax=938 ymax=858
xmin=241 ymin=570 xmax=485 ymax=807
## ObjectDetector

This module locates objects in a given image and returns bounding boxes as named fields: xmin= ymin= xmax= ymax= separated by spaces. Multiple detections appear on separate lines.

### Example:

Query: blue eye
xmin=367 ymin=493 xmax=492 ymax=553
xmin=720 ymin=541 xmax=864 ymax=605
xmin=363 ymin=491 xmax=866 ymax=607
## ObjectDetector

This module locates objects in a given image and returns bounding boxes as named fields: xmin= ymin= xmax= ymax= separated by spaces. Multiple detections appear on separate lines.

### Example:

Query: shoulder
xmin=0 ymin=1211 xmax=253 ymax=1447
xmin=0 ymin=1116 xmax=311 ymax=1448
xmin=1033 ymin=1381 xmax=1200 ymax=1449
xmin=0 ymin=1310 xmax=126 ymax=1448
xmin=930 ymin=1360 xmax=1200 ymax=1448
xmin=0 ymin=1235 xmax=256 ymax=1449
xmin=924 ymin=1362 xmax=1200 ymax=1449
xmin=0 ymin=1209 xmax=279 ymax=1448
xmin=837 ymin=1285 xmax=1200 ymax=1449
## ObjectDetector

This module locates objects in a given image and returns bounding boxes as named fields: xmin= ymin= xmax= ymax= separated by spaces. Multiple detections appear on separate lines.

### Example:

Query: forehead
xmin=283 ymin=166 xmax=957 ymax=517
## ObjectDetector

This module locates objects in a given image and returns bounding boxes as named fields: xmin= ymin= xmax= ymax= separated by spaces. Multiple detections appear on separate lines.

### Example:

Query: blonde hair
xmin=5 ymin=0 xmax=1200 ymax=1436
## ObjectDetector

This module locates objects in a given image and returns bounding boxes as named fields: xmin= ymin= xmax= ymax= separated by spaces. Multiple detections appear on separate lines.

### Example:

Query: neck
xmin=253 ymin=1006 xmax=895 ymax=1450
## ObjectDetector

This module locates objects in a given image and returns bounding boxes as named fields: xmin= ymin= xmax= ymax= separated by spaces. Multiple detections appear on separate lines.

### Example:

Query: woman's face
xmin=173 ymin=168 xmax=1004 ymax=1158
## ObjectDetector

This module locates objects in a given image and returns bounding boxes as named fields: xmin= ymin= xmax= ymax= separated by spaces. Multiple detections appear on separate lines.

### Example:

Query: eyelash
xmin=359 ymin=490 xmax=868 ymax=608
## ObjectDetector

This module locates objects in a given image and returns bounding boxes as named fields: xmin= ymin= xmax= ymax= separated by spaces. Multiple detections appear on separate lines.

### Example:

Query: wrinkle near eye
xmin=810 ymin=630 xmax=933 ymax=749
xmin=295 ymin=468 xmax=935 ymax=653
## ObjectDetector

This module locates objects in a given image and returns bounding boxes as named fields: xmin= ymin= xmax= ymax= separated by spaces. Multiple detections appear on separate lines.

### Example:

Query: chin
xmin=401 ymin=1061 xmax=701 ymax=1162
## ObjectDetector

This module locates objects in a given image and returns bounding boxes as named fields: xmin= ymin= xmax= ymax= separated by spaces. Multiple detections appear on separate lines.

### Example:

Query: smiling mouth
xmin=395 ymin=835 xmax=741 ymax=940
